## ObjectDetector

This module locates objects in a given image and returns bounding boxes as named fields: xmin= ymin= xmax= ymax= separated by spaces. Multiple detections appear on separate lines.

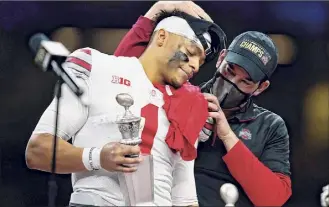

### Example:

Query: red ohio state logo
xmin=239 ymin=128 xmax=252 ymax=140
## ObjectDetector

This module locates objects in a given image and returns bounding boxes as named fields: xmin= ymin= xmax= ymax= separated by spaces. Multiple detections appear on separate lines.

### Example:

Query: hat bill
xmin=225 ymin=51 xmax=266 ymax=82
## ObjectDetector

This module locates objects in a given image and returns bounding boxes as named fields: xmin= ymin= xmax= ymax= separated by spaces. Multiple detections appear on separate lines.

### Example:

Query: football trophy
xmin=115 ymin=93 xmax=155 ymax=206
xmin=220 ymin=183 xmax=239 ymax=207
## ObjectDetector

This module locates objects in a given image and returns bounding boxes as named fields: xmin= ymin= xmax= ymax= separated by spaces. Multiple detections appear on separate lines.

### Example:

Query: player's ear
xmin=154 ymin=29 xmax=169 ymax=48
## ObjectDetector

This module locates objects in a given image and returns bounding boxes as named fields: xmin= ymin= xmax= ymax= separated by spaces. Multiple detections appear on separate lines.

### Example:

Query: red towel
xmin=154 ymin=83 xmax=209 ymax=161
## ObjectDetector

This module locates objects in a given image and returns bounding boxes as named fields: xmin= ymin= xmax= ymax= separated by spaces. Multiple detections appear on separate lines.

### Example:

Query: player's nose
xmin=188 ymin=57 xmax=200 ymax=75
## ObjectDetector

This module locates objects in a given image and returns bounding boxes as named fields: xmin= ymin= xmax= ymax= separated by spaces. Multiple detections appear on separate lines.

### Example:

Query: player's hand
xmin=321 ymin=185 xmax=329 ymax=207
xmin=100 ymin=142 xmax=142 ymax=173
xmin=203 ymin=93 xmax=234 ymax=140
xmin=145 ymin=1 xmax=213 ymax=22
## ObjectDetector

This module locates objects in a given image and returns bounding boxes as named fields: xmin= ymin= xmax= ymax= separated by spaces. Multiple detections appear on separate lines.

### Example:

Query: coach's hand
xmin=203 ymin=93 xmax=235 ymax=141
xmin=145 ymin=1 xmax=213 ymax=22
xmin=100 ymin=142 xmax=142 ymax=173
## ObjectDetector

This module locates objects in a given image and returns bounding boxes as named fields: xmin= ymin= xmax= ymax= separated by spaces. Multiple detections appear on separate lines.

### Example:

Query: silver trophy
xmin=115 ymin=93 xmax=142 ymax=146
xmin=115 ymin=93 xmax=155 ymax=206
xmin=220 ymin=183 xmax=239 ymax=207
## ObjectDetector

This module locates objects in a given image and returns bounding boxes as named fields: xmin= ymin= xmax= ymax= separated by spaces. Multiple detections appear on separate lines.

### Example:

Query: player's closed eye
xmin=186 ymin=48 xmax=194 ymax=56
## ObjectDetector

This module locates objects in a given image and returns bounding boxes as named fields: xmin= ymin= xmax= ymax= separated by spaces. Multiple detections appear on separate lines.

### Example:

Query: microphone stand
xmin=47 ymin=61 xmax=83 ymax=207
xmin=48 ymin=78 xmax=62 ymax=207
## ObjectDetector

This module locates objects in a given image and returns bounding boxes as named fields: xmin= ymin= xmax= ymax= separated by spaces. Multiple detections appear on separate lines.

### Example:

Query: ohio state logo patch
xmin=238 ymin=128 xmax=252 ymax=140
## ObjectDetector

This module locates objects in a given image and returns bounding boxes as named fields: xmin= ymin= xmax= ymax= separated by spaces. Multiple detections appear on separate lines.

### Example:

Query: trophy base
xmin=118 ymin=154 xmax=155 ymax=206
xmin=136 ymin=202 xmax=157 ymax=206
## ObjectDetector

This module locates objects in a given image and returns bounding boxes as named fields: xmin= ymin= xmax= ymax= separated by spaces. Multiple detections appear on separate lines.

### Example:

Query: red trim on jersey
xmin=80 ymin=48 xmax=91 ymax=55
xmin=223 ymin=141 xmax=292 ymax=206
xmin=66 ymin=56 xmax=91 ymax=71
xmin=204 ymin=122 xmax=213 ymax=131
xmin=140 ymin=104 xmax=159 ymax=154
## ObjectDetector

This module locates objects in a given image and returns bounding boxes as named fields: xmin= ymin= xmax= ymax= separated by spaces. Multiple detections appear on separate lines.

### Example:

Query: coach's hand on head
xmin=145 ymin=1 xmax=213 ymax=22
xmin=100 ymin=142 xmax=142 ymax=173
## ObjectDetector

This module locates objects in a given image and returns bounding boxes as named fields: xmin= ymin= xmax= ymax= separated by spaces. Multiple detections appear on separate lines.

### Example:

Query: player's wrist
xmin=82 ymin=147 xmax=102 ymax=171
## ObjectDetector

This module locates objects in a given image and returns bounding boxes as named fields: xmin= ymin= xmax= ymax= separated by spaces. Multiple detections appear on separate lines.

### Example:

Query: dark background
xmin=0 ymin=1 xmax=328 ymax=207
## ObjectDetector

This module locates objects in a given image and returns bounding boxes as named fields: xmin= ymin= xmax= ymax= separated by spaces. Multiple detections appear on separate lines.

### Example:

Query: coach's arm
xmin=114 ymin=1 xmax=212 ymax=58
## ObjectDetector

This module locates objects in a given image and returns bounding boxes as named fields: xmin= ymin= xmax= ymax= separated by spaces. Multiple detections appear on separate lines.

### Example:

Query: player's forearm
xmin=113 ymin=16 xmax=154 ymax=57
xmin=25 ymin=133 xmax=86 ymax=174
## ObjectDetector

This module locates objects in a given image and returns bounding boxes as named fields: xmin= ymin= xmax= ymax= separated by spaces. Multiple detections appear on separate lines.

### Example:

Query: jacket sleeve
xmin=223 ymin=118 xmax=292 ymax=206
xmin=114 ymin=16 xmax=155 ymax=57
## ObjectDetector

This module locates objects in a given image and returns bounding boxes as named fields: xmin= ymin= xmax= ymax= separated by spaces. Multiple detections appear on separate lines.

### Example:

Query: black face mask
xmin=201 ymin=72 xmax=253 ymax=109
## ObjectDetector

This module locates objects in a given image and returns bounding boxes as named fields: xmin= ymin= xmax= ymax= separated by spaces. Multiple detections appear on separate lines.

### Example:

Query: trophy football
xmin=220 ymin=183 xmax=239 ymax=207
xmin=115 ymin=93 xmax=155 ymax=206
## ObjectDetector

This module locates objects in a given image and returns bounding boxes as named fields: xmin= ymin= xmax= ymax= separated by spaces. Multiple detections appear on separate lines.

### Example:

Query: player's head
xmin=146 ymin=10 xmax=226 ymax=88
xmin=202 ymin=31 xmax=278 ymax=110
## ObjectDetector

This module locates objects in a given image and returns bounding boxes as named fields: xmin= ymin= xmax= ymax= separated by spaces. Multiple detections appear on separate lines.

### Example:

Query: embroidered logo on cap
xmin=239 ymin=40 xmax=271 ymax=65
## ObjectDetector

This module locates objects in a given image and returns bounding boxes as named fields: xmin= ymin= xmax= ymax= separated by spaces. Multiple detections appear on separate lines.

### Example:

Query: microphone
xmin=29 ymin=33 xmax=83 ymax=97
xmin=220 ymin=183 xmax=239 ymax=207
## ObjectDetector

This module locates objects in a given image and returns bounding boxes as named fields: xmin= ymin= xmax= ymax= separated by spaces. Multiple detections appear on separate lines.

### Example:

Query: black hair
xmin=149 ymin=10 xmax=190 ymax=44
xmin=153 ymin=9 xmax=190 ymax=27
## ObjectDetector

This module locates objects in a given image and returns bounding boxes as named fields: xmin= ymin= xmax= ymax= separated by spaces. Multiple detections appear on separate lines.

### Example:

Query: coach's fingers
xmin=208 ymin=111 xmax=223 ymax=120
xmin=203 ymin=93 xmax=220 ymax=106
xmin=175 ymin=2 xmax=200 ymax=18
xmin=187 ymin=1 xmax=213 ymax=22
xmin=208 ymin=102 xmax=219 ymax=112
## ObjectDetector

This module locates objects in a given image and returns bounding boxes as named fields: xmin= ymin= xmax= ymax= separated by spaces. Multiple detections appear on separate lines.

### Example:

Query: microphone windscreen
xmin=29 ymin=33 xmax=49 ymax=54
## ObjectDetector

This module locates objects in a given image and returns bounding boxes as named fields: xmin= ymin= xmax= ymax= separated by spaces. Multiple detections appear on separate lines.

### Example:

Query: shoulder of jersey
xmin=65 ymin=47 xmax=138 ymax=76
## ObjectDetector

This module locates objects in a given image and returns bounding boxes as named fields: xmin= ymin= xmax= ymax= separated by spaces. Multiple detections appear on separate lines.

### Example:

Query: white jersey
xmin=33 ymin=48 xmax=198 ymax=206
